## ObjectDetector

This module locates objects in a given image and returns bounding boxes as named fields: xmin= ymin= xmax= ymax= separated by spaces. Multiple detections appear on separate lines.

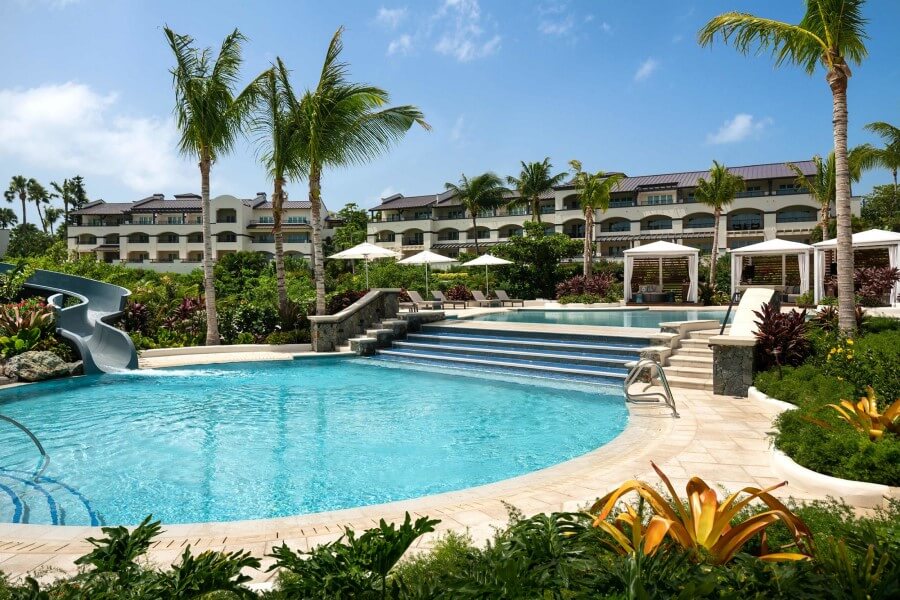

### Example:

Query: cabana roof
xmin=623 ymin=240 xmax=699 ymax=256
xmin=813 ymin=229 xmax=900 ymax=249
xmin=730 ymin=238 xmax=813 ymax=256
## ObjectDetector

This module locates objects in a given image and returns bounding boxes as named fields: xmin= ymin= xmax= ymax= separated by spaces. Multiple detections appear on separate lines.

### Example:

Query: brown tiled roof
xmin=254 ymin=201 xmax=313 ymax=209
xmin=608 ymin=160 xmax=818 ymax=193
xmin=370 ymin=193 xmax=446 ymax=211
xmin=72 ymin=201 xmax=132 ymax=215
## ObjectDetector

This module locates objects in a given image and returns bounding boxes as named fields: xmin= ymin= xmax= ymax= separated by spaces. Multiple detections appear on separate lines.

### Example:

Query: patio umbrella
xmin=461 ymin=254 xmax=512 ymax=295
xmin=328 ymin=242 xmax=399 ymax=289
xmin=397 ymin=250 xmax=457 ymax=296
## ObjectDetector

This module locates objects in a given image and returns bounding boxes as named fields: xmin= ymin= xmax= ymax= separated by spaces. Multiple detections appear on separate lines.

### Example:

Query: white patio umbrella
xmin=397 ymin=250 xmax=457 ymax=295
xmin=461 ymin=254 xmax=512 ymax=295
xmin=328 ymin=242 xmax=399 ymax=289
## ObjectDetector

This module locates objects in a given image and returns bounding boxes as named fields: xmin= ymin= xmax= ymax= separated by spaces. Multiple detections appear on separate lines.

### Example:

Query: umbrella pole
xmin=485 ymin=265 xmax=489 ymax=296
xmin=365 ymin=259 xmax=370 ymax=289
xmin=425 ymin=263 xmax=429 ymax=296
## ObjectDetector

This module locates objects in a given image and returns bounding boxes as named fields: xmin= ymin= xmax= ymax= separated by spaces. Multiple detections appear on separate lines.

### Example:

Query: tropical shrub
xmin=811 ymin=304 xmax=868 ymax=333
xmin=828 ymin=387 xmax=900 ymax=441
xmin=555 ymin=273 xmax=620 ymax=301
xmin=0 ymin=262 xmax=34 ymax=303
xmin=0 ymin=298 xmax=54 ymax=335
xmin=795 ymin=290 xmax=815 ymax=308
xmin=444 ymin=284 xmax=473 ymax=301
xmin=492 ymin=221 xmax=582 ymax=299
xmin=218 ymin=301 xmax=279 ymax=344
xmin=753 ymin=303 xmax=810 ymax=370
xmin=755 ymin=365 xmax=856 ymax=407
xmin=855 ymin=266 xmax=900 ymax=307
xmin=327 ymin=289 xmax=367 ymax=315
xmin=558 ymin=293 xmax=604 ymax=304
xmin=120 ymin=300 xmax=151 ymax=335
xmin=817 ymin=331 xmax=900 ymax=403
xmin=0 ymin=327 xmax=42 ymax=358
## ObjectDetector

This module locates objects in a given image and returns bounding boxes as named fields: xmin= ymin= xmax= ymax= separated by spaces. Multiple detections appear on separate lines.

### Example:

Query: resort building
xmin=366 ymin=160 xmax=863 ymax=258
xmin=68 ymin=193 xmax=337 ymax=273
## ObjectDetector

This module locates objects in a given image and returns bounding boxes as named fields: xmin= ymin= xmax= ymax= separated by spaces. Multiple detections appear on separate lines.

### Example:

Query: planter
xmin=749 ymin=386 xmax=900 ymax=507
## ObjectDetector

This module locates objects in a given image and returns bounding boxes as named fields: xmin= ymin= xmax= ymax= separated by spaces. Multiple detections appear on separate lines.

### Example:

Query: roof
xmin=372 ymin=160 xmax=820 ymax=209
xmin=254 ymin=201 xmax=313 ymax=209
xmin=71 ymin=195 xmax=317 ymax=216
xmin=813 ymin=228 xmax=900 ymax=249
xmin=73 ymin=201 xmax=133 ymax=215
xmin=623 ymin=240 xmax=700 ymax=256
xmin=730 ymin=238 xmax=813 ymax=255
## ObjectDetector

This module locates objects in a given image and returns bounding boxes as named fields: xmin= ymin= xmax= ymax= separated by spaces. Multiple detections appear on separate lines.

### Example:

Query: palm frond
xmin=864 ymin=121 xmax=900 ymax=144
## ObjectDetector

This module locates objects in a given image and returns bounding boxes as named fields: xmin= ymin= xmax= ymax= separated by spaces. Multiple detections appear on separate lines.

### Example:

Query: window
xmin=377 ymin=232 xmax=395 ymax=242
xmin=438 ymin=231 xmax=459 ymax=241
xmin=166 ymin=216 xmax=185 ymax=225
xmin=128 ymin=233 xmax=150 ymax=243
xmin=567 ymin=223 xmax=585 ymax=238
xmin=684 ymin=215 xmax=715 ymax=229
xmin=469 ymin=229 xmax=490 ymax=240
xmin=414 ymin=211 xmax=431 ymax=220
xmin=135 ymin=216 xmax=153 ymax=225
xmin=403 ymin=232 xmax=424 ymax=245
xmin=286 ymin=233 xmax=309 ymax=243
xmin=477 ymin=208 xmax=495 ymax=218
xmin=642 ymin=218 xmax=672 ymax=231
xmin=258 ymin=215 xmax=274 ymax=224
xmin=606 ymin=245 xmax=627 ymax=257
xmin=508 ymin=205 xmax=527 ymax=216
xmin=645 ymin=194 xmax=674 ymax=206
xmin=777 ymin=208 xmax=816 ymax=223
xmin=159 ymin=233 xmax=179 ymax=243
xmin=604 ymin=221 xmax=630 ymax=232
xmin=88 ymin=219 xmax=104 ymax=226
xmin=187 ymin=233 xmax=203 ymax=243
xmin=728 ymin=213 xmax=762 ymax=230
xmin=218 ymin=232 xmax=237 ymax=242
xmin=254 ymin=234 xmax=275 ymax=243
xmin=286 ymin=216 xmax=308 ymax=224
xmin=610 ymin=197 xmax=634 ymax=208
xmin=540 ymin=204 xmax=555 ymax=214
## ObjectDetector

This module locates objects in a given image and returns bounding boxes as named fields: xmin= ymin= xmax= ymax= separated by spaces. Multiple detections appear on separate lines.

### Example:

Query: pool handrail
xmin=719 ymin=290 xmax=742 ymax=335
xmin=623 ymin=359 xmax=679 ymax=418
xmin=0 ymin=414 xmax=50 ymax=479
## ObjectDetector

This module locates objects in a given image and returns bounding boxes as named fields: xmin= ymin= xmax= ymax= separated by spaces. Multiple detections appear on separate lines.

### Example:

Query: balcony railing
xmin=774 ymin=187 xmax=810 ymax=196
xmin=734 ymin=190 xmax=766 ymax=198
xmin=728 ymin=222 xmax=763 ymax=231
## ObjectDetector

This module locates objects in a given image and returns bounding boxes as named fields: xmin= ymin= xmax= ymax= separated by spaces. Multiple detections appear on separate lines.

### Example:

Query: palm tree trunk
xmin=829 ymin=70 xmax=855 ymax=333
xmin=36 ymin=202 xmax=47 ymax=233
xmin=472 ymin=216 xmax=480 ymax=254
xmin=200 ymin=154 xmax=220 ymax=345
xmin=272 ymin=176 xmax=288 ymax=313
xmin=532 ymin=196 xmax=541 ymax=224
xmin=19 ymin=193 xmax=26 ymax=227
xmin=820 ymin=202 xmax=830 ymax=241
xmin=583 ymin=209 xmax=593 ymax=277
xmin=710 ymin=206 xmax=721 ymax=289
xmin=310 ymin=164 xmax=327 ymax=315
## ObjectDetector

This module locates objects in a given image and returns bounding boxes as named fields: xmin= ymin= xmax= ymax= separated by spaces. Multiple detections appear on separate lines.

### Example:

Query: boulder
xmin=3 ymin=351 xmax=74 ymax=382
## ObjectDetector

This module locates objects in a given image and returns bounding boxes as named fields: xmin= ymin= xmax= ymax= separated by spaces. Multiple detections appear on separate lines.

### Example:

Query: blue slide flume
xmin=0 ymin=263 xmax=138 ymax=374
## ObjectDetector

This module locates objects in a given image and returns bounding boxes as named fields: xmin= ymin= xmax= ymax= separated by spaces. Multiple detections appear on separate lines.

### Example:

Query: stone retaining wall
xmin=309 ymin=289 xmax=400 ymax=352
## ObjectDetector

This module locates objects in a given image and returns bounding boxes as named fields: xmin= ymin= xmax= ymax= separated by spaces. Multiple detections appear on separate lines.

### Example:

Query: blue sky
xmin=2 ymin=0 xmax=898 ymax=221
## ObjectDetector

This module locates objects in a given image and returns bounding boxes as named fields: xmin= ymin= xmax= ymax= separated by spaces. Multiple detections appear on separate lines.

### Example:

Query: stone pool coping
xmin=0 ymin=348 xmax=881 ymax=583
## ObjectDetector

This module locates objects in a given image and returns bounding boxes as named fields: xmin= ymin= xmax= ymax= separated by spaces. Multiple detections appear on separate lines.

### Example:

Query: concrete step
xmin=664 ymin=374 xmax=713 ymax=391
xmin=391 ymin=341 xmax=632 ymax=369
xmin=664 ymin=364 xmax=713 ymax=377
xmin=405 ymin=333 xmax=643 ymax=357
xmin=679 ymin=338 xmax=713 ymax=349
xmin=676 ymin=347 xmax=714 ymax=357
xmin=668 ymin=354 xmax=713 ymax=367
xmin=687 ymin=329 xmax=722 ymax=340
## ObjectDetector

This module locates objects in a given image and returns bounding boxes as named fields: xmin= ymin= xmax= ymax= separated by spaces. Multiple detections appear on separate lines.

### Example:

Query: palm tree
xmin=253 ymin=60 xmax=303 ymax=313
xmin=165 ymin=26 xmax=266 ymax=344
xmin=699 ymin=0 xmax=869 ymax=332
xmin=283 ymin=27 xmax=430 ymax=315
xmin=506 ymin=158 xmax=568 ymax=223
xmin=44 ymin=207 xmax=64 ymax=234
xmin=27 ymin=180 xmax=51 ymax=233
xmin=444 ymin=172 xmax=507 ymax=255
xmin=0 ymin=208 xmax=18 ymax=229
xmin=568 ymin=160 xmax=625 ymax=276
xmin=694 ymin=161 xmax=744 ymax=288
xmin=787 ymin=151 xmax=864 ymax=241
xmin=51 ymin=176 xmax=90 ymax=226
xmin=4 ymin=175 xmax=35 ymax=226
xmin=854 ymin=121 xmax=900 ymax=202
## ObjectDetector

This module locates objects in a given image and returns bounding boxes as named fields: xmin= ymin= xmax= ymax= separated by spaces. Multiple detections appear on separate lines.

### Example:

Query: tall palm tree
xmin=27 ymin=180 xmax=51 ymax=233
xmin=787 ymin=151 xmax=864 ymax=241
xmin=0 ymin=208 xmax=18 ymax=229
xmin=51 ymin=176 xmax=89 ymax=226
xmin=568 ymin=160 xmax=625 ymax=276
xmin=699 ymin=0 xmax=869 ymax=332
xmin=165 ymin=26 xmax=266 ymax=344
xmin=506 ymin=158 xmax=568 ymax=223
xmin=283 ymin=27 xmax=429 ymax=315
xmin=44 ymin=207 xmax=64 ymax=235
xmin=444 ymin=172 xmax=507 ymax=255
xmin=854 ymin=121 xmax=900 ymax=202
xmin=693 ymin=161 xmax=744 ymax=288
xmin=4 ymin=175 xmax=35 ymax=226
xmin=253 ymin=60 xmax=303 ymax=313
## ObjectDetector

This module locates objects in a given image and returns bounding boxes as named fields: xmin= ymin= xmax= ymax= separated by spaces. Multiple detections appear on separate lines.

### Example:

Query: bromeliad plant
xmin=753 ymin=302 xmax=811 ymax=371
xmin=828 ymin=386 xmax=900 ymax=441
xmin=590 ymin=463 xmax=814 ymax=564
xmin=0 ymin=298 xmax=54 ymax=336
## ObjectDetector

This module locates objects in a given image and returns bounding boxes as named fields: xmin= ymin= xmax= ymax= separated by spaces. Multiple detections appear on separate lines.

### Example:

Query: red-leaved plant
xmin=753 ymin=302 xmax=811 ymax=371
xmin=855 ymin=266 xmax=900 ymax=307
xmin=555 ymin=273 xmax=616 ymax=299
xmin=444 ymin=284 xmax=474 ymax=301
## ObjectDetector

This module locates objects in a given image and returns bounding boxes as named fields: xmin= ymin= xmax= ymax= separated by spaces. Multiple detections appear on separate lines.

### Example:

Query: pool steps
xmin=661 ymin=329 xmax=718 ymax=391
xmin=0 ymin=471 xmax=102 ymax=526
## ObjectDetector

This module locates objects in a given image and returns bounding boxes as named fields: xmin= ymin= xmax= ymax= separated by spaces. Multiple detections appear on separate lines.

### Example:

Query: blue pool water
xmin=0 ymin=358 xmax=626 ymax=526
xmin=472 ymin=309 xmax=730 ymax=329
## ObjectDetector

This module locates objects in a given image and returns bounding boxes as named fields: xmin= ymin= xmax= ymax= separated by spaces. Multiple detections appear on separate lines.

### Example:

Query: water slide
xmin=0 ymin=263 xmax=138 ymax=374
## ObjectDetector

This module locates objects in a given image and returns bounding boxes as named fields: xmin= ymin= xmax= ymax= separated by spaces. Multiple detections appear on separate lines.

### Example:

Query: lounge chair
xmin=407 ymin=290 xmax=442 ymax=310
xmin=433 ymin=290 xmax=468 ymax=309
xmin=470 ymin=291 xmax=501 ymax=307
xmin=495 ymin=290 xmax=524 ymax=306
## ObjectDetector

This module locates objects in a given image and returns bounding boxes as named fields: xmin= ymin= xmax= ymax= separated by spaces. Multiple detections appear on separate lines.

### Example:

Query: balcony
xmin=727 ymin=222 xmax=763 ymax=232
xmin=734 ymin=190 xmax=766 ymax=198
xmin=774 ymin=187 xmax=810 ymax=196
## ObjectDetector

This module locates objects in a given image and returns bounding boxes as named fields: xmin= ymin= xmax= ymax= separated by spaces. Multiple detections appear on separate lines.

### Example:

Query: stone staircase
xmin=664 ymin=328 xmax=721 ymax=391
xmin=341 ymin=312 xmax=446 ymax=354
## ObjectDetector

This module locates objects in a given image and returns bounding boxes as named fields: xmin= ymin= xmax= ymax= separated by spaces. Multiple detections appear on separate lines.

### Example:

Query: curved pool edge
xmin=0 ymin=350 xmax=681 ymax=539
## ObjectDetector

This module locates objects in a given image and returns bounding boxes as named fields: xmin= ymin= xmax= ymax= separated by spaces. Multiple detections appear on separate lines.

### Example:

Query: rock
xmin=68 ymin=360 xmax=84 ymax=376
xmin=3 ymin=351 xmax=74 ymax=382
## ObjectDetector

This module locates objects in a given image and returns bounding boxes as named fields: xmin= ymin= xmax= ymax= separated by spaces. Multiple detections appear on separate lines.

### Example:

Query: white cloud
xmin=0 ymin=82 xmax=194 ymax=192
xmin=706 ymin=113 xmax=773 ymax=144
xmin=539 ymin=14 xmax=574 ymax=36
xmin=387 ymin=34 xmax=412 ymax=56
xmin=450 ymin=115 xmax=465 ymax=143
xmin=672 ymin=33 xmax=684 ymax=43
xmin=433 ymin=0 xmax=501 ymax=62
xmin=633 ymin=58 xmax=659 ymax=82
xmin=599 ymin=21 xmax=612 ymax=33
xmin=375 ymin=7 xmax=407 ymax=29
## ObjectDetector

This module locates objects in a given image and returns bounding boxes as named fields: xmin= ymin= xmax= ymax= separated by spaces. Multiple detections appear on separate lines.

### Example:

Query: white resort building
xmin=366 ymin=160 xmax=862 ymax=258
xmin=68 ymin=193 xmax=337 ymax=273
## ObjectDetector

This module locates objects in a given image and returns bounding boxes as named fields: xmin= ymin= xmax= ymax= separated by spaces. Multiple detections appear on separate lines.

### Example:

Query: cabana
xmin=623 ymin=241 xmax=699 ymax=303
xmin=729 ymin=238 xmax=813 ymax=299
xmin=813 ymin=229 xmax=900 ymax=306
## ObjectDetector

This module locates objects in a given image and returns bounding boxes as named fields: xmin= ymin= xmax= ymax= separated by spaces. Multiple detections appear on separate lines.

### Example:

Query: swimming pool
xmin=471 ymin=309 xmax=730 ymax=329
xmin=0 ymin=358 xmax=626 ymax=526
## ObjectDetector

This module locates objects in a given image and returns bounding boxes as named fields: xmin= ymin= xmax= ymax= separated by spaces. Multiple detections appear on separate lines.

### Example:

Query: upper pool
xmin=0 ymin=358 xmax=626 ymax=526
xmin=471 ymin=308 xmax=730 ymax=329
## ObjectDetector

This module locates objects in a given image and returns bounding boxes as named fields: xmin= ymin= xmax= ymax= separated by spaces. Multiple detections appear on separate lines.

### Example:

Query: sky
xmin=2 ymin=0 xmax=899 ymax=223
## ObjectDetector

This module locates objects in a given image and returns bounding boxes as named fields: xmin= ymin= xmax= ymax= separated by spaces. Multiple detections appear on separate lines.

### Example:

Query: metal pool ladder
xmin=0 ymin=414 xmax=50 ymax=479
xmin=623 ymin=359 xmax=679 ymax=418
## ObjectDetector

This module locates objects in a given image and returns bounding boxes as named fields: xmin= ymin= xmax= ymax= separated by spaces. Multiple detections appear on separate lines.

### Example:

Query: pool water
xmin=0 ymin=358 xmax=626 ymax=526
xmin=472 ymin=309 xmax=730 ymax=329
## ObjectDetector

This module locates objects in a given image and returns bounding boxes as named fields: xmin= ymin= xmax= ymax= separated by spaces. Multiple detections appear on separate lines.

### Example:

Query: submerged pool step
xmin=0 ymin=471 xmax=102 ymax=526
xmin=406 ymin=333 xmax=644 ymax=357
xmin=421 ymin=325 xmax=648 ymax=348
xmin=378 ymin=349 xmax=628 ymax=380
xmin=392 ymin=341 xmax=633 ymax=369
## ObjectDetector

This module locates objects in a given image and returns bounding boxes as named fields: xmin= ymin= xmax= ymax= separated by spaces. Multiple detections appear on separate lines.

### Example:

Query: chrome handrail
xmin=623 ymin=359 xmax=679 ymax=418
xmin=0 ymin=414 xmax=50 ymax=479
